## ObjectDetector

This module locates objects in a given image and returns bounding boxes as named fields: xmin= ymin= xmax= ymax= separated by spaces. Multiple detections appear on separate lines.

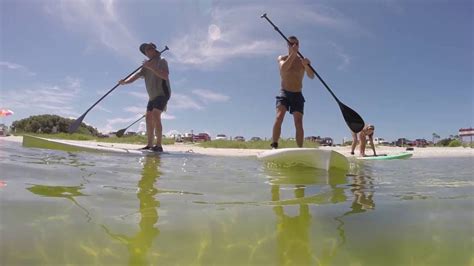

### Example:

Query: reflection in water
xmin=341 ymin=164 xmax=376 ymax=216
xmin=266 ymin=165 xmax=377 ymax=265
xmin=25 ymin=155 xmax=163 ymax=265
xmin=102 ymin=156 xmax=161 ymax=265
xmin=272 ymin=185 xmax=313 ymax=265
xmin=345 ymin=174 xmax=375 ymax=215
xmin=26 ymin=184 xmax=92 ymax=222
xmin=333 ymin=166 xmax=376 ymax=256
xmin=266 ymin=167 xmax=349 ymax=265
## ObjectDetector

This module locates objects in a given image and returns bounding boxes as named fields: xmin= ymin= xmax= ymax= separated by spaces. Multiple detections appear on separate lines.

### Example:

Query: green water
xmin=1 ymin=139 xmax=473 ymax=265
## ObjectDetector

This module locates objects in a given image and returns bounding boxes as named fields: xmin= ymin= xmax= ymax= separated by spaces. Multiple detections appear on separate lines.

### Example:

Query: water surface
xmin=1 ymin=139 xmax=473 ymax=265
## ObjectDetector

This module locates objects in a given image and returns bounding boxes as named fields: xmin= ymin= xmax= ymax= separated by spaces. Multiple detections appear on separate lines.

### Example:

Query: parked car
xmin=250 ymin=137 xmax=262 ymax=141
xmin=171 ymin=134 xmax=183 ymax=142
xmin=215 ymin=134 xmax=227 ymax=140
xmin=182 ymin=133 xmax=193 ymax=142
xmin=319 ymin=137 xmax=333 ymax=146
xmin=234 ymin=136 xmax=245 ymax=141
xmin=193 ymin=133 xmax=211 ymax=142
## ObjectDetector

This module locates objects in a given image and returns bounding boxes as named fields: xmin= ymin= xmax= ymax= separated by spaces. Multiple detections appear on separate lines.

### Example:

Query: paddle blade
xmin=339 ymin=102 xmax=365 ymax=133
xmin=68 ymin=113 xmax=86 ymax=133
xmin=115 ymin=129 xmax=126 ymax=138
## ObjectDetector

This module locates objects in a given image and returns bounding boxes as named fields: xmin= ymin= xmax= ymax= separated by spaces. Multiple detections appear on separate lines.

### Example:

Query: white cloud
xmin=103 ymin=116 xmax=135 ymax=133
xmin=192 ymin=89 xmax=230 ymax=103
xmin=127 ymin=90 xmax=204 ymax=110
xmin=169 ymin=3 xmax=369 ymax=68
xmin=162 ymin=113 xmax=175 ymax=120
xmin=127 ymin=88 xmax=229 ymax=111
xmin=127 ymin=91 xmax=148 ymax=101
xmin=165 ymin=129 xmax=183 ymax=136
xmin=329 ymin=43 xmax=352 ymax=70
xmin=124 ymin=106 xmax=145 ymax=114
xmin=102 ymin=112 xmax=175 ymax=133
xmin=0 ymin=61 xmax=36 ymax=76
xmin=137 ymin=121 xmax=146 ymax=132
xmin=45 ymin=0 xmax=139 ymax=62
xmin=3 ymin=77 xmax=81 ymax=117
xmin=123 ymin=105 xmax=175 ymax=118
xmin=94 ymin=105 xmax=113 ymax=113
xmin=169 ymin=7 xmax=282 ymax=67
xmin=168 ymin=93 xmax=203 ymax=110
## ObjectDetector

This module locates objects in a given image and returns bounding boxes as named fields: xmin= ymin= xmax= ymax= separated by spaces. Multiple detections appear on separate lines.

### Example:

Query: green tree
xmin=432 ymin=133 xmax=440 ymax=144
xmin=448 ymin=139 xmax=462 ymax=147
xmin=11 ymin=114 xmax=99 ymax=135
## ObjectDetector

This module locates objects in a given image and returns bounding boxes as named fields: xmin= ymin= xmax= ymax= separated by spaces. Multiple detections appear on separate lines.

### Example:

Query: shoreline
xmin=1 ymin=135 xmax=473 ymax=158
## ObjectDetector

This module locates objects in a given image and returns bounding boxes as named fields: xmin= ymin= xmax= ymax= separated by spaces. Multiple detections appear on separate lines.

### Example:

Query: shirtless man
xmin=271 ymin=36 xmax=315 ymax=149
xmin=351 ymin=124 xmax=377 ymax=157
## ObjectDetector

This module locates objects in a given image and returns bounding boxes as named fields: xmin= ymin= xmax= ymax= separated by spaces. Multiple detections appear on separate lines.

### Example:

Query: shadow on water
xmin=26 ymin=184 xmax=92 ymax=222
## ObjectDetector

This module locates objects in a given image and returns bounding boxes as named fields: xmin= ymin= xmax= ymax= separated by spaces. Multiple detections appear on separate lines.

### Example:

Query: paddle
xmin=68 ymin=46 xmax=170 ymax=133
xmin=261 ymin=14 xmax=365 ymax=133
xmin=115 ymin=114 xmax=145 ymax=137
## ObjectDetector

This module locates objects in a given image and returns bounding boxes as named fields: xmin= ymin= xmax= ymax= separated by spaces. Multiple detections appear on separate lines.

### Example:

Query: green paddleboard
xmin=357 ymin=152 xmax=413 ymax=160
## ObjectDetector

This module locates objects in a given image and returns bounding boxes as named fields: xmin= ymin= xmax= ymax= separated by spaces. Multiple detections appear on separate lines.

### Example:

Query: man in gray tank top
xmin=119 ymin=42 xmax=171 ymax=152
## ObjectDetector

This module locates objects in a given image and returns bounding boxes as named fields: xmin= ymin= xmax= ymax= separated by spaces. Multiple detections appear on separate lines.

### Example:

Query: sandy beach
xmin=2 ymin=135 xmax=473 ymax=158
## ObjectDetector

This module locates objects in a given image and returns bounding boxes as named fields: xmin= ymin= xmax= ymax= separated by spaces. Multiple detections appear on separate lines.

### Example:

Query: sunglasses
xmin=288 ymin=41 xmax=299 ymax=46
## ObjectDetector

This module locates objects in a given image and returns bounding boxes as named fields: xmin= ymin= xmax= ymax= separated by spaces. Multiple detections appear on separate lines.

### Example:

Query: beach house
xmin=0 ymin=124 xmax=9 ymax=137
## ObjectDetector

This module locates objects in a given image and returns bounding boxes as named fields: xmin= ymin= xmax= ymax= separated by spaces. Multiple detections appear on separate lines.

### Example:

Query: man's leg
xmin=152 ymin=108 xmax=163 ymax=147
xmin=351 ymin=132 xmax=358 ymax=155
xmin=293 ymin=111 xmax=304 ymax=148
xmin=272 ymin=105 xmax=287 ymax=148
xmin=146 ymin=111 xmax=154 ymax=147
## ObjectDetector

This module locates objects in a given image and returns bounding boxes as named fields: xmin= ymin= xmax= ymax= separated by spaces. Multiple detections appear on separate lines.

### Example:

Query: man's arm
xmin=302 ymin=58 xmax=315 ymax=79
xmin=119 ymin=71 xmax=142 ymax=85
xmin=279 ymin=45 xmax=299 ymax=71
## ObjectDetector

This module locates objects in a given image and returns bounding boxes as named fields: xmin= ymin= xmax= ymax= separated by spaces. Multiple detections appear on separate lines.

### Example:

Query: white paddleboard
xmin=257 ymin=148 xmax=349 ymax=171
xmin=22 ymin=135 xmax=167 ymax=156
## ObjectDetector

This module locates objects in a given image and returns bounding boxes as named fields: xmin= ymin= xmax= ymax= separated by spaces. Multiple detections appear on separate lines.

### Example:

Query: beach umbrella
xmin=0 ymin=109 xmax=14 ymax=117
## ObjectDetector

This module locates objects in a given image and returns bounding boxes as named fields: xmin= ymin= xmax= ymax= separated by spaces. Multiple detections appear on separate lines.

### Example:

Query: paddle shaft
xmin=69 ymin=46 xmax=169 ymax=133
xmin=261 ymin=14 xmax=341 ymax=103
xmin=83 ymin=65 xmax=141 ymax=118
xmin=124 ymin=115 xmax=145 ymax=131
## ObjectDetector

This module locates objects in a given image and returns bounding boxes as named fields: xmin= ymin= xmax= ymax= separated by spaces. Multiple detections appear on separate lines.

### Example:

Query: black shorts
xmin=275 ymin=90 xmax=305 ymax=114
xmin=147 ymin=95 xmax=169 ymax=112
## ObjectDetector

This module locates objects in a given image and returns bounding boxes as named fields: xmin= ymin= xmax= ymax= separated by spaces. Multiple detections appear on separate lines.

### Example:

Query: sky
xmin=1 ymin=0 xmax=472 ymax=143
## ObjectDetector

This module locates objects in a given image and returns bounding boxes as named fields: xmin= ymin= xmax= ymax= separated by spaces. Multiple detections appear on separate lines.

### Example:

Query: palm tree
xmin=432 ymin=133 xmax=440 ymax=145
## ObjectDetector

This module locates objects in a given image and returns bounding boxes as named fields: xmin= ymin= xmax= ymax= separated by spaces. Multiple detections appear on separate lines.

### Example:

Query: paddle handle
xmin=261 ymin=14 xmax=341 ymax=103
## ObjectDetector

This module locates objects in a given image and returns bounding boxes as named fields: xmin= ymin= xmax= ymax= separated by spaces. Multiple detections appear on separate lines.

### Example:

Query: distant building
xmin=459 ymin=128 xmax=473 ymax=144
xmin=0 ymin=124 xmax=8 ymax=136
xmin=305 ymin=136 xmax=321 ymax=142
xmin=305 ymin=136 xmax=333 ymax=146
